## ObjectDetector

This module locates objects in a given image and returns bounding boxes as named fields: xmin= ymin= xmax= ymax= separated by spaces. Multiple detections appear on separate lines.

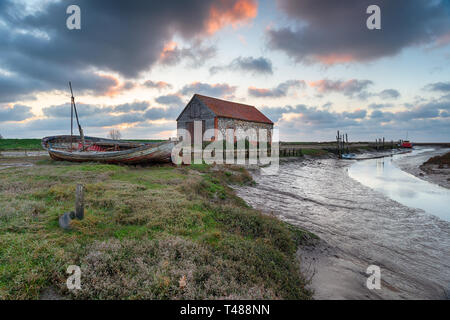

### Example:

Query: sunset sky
xmin=1 ymin=0 xmax=449 ymax=141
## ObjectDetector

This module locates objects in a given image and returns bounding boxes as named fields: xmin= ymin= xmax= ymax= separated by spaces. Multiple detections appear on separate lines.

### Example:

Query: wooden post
xmin=345 ymin=133 xmax=349 ymax=153
xmin=336 ymin=130 xmax=341 ymax=158
xmin=75 ymin=184 xmax=84 ymax=220
xmin=383 ymin=137 xmax=385 ymax=150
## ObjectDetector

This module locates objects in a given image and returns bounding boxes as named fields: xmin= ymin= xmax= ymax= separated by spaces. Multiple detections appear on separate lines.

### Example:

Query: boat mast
xmin=70 ymin=86 xmax=73 ymax=150
xmin=69 ymin=82 xmax=85 ymax=150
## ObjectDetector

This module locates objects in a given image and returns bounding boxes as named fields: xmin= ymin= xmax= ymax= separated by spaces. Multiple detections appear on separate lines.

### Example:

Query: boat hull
xmin=42 ymin=135 xmax=175 ymax=164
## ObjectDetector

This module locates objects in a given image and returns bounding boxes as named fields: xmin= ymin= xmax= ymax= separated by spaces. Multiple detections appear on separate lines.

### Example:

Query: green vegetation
xmin=0 ymin=160 xmax=315 ymax=300
xmin=0 ymin=139 xmax=43 ymax=151
xmin=300 ymin=148 xmax=328 ymax=156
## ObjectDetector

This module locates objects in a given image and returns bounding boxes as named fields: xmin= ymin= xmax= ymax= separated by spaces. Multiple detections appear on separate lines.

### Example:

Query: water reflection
xmin=349 ymin=151 xmax=450 ymax=222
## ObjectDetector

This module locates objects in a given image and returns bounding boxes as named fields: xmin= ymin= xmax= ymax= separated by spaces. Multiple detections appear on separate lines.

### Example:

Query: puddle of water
xmin=348 ymin=149 xmax=450 ymax=222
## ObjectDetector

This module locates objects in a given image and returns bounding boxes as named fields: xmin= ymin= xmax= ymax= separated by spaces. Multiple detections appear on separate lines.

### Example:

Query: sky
xmin=0 ymin=0 xmax=449 ymax=142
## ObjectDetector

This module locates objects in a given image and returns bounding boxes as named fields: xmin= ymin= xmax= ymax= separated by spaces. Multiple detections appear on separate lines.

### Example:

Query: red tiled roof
xmin=194 ymin=94 xmax=273 ymax=124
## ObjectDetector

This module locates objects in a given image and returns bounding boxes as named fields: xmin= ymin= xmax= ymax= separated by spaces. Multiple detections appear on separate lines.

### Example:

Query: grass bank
xmin=0 ymin=139 xmax=43 ymax=151
xmin=0 ymin=160 xmax=316 ymax=299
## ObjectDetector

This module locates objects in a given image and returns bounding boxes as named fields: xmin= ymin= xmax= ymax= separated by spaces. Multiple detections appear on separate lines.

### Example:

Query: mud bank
xmin=235 ymin=155 xmax=450 ymax=300
xmin=394 ymin=148 xmax=450 ymax=189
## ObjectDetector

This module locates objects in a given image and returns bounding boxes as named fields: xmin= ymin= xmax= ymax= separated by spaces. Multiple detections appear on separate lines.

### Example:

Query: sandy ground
xmin=394 ymin=147 xmax=450 ymax=189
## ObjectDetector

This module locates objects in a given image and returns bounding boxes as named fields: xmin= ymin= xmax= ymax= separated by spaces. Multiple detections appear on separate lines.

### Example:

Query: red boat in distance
xmin=401 ymin=140 xmax=413 ymax=148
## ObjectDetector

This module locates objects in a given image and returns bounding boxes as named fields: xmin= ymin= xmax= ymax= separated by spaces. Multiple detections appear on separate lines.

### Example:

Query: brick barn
xmin=176 ymin=94 xmax=273 ymax=143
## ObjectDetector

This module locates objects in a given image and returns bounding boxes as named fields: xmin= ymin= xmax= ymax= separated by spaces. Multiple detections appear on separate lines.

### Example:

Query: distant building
xmin=176 ymin=94 xmax=273 ymax=143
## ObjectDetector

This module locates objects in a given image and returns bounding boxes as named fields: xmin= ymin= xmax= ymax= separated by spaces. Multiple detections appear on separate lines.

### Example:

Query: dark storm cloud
xmin=248 ymin=80 xmax=305 ymax=98
xmin=424 ymin=82 xmax=450 ymax=92
xmin=179 ymin=82 xmax=237 ymax=97
xmin=268 ymin=0 xmax=450 ymax=65
xmin=0 ymin=0 xmax=255 ymax=102
xmin=0 ymin=104 xmax=34 ymax=122
xmin=0 ymin=75 xmax=39 ymax=103
xmin=210 ymin=56 xmax=273 ymax=75
xmin=0 ymin=25 xmax=119 ymax=100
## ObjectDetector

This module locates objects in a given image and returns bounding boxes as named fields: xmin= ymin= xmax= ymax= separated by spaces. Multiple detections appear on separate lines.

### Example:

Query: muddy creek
xmin=235 ymin=148 xmax=450 ymax=299
xmin=349 ymin=149 xmax=450 ymax=222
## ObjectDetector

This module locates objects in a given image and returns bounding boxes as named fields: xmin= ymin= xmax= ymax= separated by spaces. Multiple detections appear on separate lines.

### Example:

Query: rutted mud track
xmin=235 ymin=155 xmax=450 ymax=299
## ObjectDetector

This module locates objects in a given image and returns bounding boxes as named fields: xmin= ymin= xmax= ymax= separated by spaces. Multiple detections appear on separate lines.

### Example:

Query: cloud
xmin=378 ymin=89 xmax=400 ymax=100
xmin=206 ymin=0 xmax=258 ymax=34
xmin=342 ymin=109 xmax=367 ymax=119
xmin=0 ymin=104 xmax=34 ymax=122
xmin=309 ymin=79 xmax=373 ymax=98
xmin=179 ymin=82 xmax=237 ymax=98
xmin=210 ymin=56 xmax=273 ymax=75
xmin=0 ymin=0 xmax=256 ymax=102
xmin=143 ymin=80 xmax=173 ymax=90
xmin=267 ymin=0 xmax=450 ymax=65
xmin=144 ymin=107 xmax=180 ymax=120
xmin=26 ymin=99 xmax=181 ymax=137
xmin=368 ymin=103 xmax=394 ymax=109
xmin=113 ymin=102 xmax=149 ymax=113
xmin=273 ymin=96 xmax=450 ymax=141
xmin=159 ymin=41 xmax=217 ymax=67
xmin=424 ymin=81 xmax=450 ymax=92
xmin=248 ymin=80 xmax=305 ymax=97
xmin=155 ymin=95 xmax=184 ymax=107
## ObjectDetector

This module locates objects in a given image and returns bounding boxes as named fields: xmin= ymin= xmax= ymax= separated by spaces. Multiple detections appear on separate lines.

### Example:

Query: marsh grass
xmin=0 ymin=139 xmax=43 ymax=151
xmin=0 ymin=160 xmax=315 ymax=299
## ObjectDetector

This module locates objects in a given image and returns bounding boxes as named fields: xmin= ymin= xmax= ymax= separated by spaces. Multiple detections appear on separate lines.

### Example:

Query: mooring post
xmin=75 ymin=184 xmax=84 ymax=220
xmin=345 ymin=133 xmax=349 ymax=153
xmin=336 ymin=130 xmax=341 ymax=158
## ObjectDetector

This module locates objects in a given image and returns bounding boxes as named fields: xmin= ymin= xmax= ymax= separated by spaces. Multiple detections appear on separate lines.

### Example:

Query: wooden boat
xmin=42 ymin=135 xmax=175 ymax=164
xmin=41 ymin=82 xmax=175 ymax=164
